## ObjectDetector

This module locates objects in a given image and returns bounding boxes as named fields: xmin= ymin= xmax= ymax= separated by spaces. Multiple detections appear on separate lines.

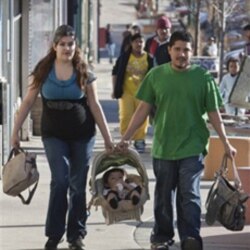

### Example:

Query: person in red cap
xmin=145 ymin=15 xmax=172 ymax=65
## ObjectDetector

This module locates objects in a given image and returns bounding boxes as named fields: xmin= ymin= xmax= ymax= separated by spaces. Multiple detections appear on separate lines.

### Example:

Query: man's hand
xmin=116 ymin=140 xmax=130 ymax=153
xmin=224 ymin=141 xmax=237 ymax=159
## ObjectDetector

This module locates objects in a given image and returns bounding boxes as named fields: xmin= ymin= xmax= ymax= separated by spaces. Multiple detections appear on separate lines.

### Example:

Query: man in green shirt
xmin=117 ymin=31 xmax=236 ymax=250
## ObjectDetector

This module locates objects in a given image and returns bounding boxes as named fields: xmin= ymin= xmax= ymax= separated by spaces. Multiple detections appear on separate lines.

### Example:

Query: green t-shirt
xmin=136 ymin=63 xmax=222 ymax=160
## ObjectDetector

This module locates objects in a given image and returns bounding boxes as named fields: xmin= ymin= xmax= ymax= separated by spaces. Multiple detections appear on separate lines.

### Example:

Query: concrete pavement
xmin=0 ymin=58 xmax=249 ymax=250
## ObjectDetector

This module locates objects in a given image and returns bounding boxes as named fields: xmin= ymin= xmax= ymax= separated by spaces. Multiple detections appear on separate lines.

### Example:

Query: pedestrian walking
xmin=122 ymin=24 xmax=132 ymax=39
xmin=219 ymin=57 xmax=245 ymax=115
xmin=120 ymin=23 xmax=141 ymax=55
xmin=112 ymin=33 xmax=153 ymax=153
xmin=106 ymin=23 xmax=116 ymax=64
xmin=144 ymin=15 xmax=172 ymax=65
xmin=202 ymin=36 xmax=218 ymax=57
xmin=11 ymin=24 xmax=114 ymax=250
xmin=117 ymin=30 xmax=236 ymax=250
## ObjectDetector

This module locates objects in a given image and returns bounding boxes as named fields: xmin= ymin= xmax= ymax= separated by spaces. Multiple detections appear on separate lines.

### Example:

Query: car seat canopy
xmin=89 ymin=148 xmax=150 ymax=224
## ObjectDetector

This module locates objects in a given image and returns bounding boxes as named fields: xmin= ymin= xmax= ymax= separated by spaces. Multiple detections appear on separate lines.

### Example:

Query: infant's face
xmin=107 ymin=171 xmax=124 ymax=187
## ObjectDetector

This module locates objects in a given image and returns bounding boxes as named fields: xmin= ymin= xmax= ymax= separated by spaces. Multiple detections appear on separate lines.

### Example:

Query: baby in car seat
xmin=102 ymin=168 xmax=142 ymax=209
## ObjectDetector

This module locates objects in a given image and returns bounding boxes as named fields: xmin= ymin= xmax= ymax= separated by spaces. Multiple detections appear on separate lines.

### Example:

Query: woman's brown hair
xmin=30 ymin=25 xmax=88 ymax=90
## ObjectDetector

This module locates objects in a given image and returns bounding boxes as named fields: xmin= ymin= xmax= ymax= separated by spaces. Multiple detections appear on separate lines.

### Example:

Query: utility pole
xmin=219 ymin=0 xmax=225 ymax=81
xmin=194 ymin=0 xmax=201 ymax=56
xmin=97 ymin=0 xmax=101 ymax=63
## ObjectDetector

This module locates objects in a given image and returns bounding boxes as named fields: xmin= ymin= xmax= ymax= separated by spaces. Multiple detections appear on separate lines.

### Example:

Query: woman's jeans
xmin=150 ymin=155 xmax=204 ymax=244
xmin=42 ymin=136 xmax=95 ymax=243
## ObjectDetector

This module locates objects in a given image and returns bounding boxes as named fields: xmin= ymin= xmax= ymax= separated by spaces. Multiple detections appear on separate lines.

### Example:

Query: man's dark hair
xmin=103 ymin=168 xmax=125 ymax=186
xmin=168 ymin=31 xmax=193 ymax=47
xmin=131 ymin=33 xmax=144 ymax=42
xmin=243 ymin=24 xmax=250 ymax=31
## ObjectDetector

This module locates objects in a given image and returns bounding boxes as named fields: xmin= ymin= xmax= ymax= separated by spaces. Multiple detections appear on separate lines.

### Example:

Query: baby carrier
xmin=89 ymin=148 xmax=150 ymax=225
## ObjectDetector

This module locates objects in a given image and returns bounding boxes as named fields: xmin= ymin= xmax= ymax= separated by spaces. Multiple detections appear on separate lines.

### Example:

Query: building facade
xmin=0 ymin=0 xmax=97 ymax=165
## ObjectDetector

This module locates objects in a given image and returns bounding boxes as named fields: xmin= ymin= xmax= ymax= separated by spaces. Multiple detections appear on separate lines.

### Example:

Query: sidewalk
xmin=0 ymin=59 xmax=249 ymax=250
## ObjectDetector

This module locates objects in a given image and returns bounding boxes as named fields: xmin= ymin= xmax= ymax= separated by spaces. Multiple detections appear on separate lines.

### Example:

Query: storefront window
xmin=29 ymin=0 xmax=67 ymax=71
xmin=29 ymin=0 xmax=54 ymax=71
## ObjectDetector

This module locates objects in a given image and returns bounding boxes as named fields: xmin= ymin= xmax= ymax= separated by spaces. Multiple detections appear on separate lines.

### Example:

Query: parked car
xmin=223 ymin=48 xmax=244 ymax=64
xmin=191 ymin=56 xmax=219 ymax=78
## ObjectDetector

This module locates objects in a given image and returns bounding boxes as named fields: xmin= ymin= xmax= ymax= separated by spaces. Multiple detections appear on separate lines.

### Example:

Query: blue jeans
xmin=42 ymin=136 xmax=95 ymax=243
xmin=106 ymin=43 xmax=115 ymax=62
xmin=150 ymin=155 xmax=204 ymax=245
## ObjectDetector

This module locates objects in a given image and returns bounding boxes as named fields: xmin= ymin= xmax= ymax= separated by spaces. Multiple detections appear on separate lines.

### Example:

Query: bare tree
xmin=184 ymin=0 xmax=242 ymax=79
xmin=212 ymin=0 xmax=239 ymax=80
xmin=194 ymin=0 xmax=201 ymax=55
xmin=183 ymin=0 xmax=201 ymax=55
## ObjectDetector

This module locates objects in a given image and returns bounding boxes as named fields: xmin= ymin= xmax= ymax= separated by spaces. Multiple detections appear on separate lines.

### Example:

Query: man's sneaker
xmin=151 ymin=242 xmax=169 ymax=250
xmin=44 ymin=238 xmax=61 ymax=250
xmin=181 ymin=237 xmax=202 ymax=250
xmin=134 ymin=140 xmax=146 ymax=153
xmin=69 ymin=237 xmax=85 ymax=250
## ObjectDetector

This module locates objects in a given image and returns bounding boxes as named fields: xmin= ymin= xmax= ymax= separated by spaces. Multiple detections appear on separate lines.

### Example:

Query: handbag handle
xmin=219 ymin=155 xmax=242 ymax=190
xmin=7 ymin=147 xmax=25 ymax=162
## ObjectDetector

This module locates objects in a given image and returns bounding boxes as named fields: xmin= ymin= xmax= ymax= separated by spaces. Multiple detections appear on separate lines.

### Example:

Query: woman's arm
xmin=11 ymin=79 xmax=40 ymax=147
xmin=86 ymin=81 xmax=114 ymax=152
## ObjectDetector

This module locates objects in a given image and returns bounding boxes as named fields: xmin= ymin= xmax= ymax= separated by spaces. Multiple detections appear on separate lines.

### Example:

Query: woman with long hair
xmin=11 ymin=25 xmax=114 ymax=250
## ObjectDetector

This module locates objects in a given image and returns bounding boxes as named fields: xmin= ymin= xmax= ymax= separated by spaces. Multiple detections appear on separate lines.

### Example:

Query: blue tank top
xmin=40 ymin=66 xmax=96 ymax=140
xmin=41 ymin=65 xmax=84 ymax=99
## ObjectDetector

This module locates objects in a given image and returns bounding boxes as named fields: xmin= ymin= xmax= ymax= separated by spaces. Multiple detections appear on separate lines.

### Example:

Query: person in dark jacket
xmin=145 ymin=15 xmax=172 ymax=66
xmin=106 ymin=23 xmax=116 ymax=64
xmin=112 ymin=33 xmax=153 ymax=153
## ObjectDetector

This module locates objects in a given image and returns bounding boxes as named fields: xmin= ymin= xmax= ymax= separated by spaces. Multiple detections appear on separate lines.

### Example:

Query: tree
xmin=184 ymin=0 xmax=243 ymax=79
xmin=183 ymin=0 xmax=201 ymax=55
xmin=211 ymin=0 xmax=240 ymax=80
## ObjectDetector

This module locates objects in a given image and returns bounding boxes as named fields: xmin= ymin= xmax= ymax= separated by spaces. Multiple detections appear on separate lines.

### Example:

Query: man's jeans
xmin=43 ymin=136 xmax=95 ymax=243
xmin=150 ymin=155 xmax=204 ymax=244
xmin=106 ymin=43 xmax=115 ymax=63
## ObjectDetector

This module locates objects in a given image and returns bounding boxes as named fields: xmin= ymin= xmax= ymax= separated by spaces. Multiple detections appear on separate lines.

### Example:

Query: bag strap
xmin=6 ymin=147 xmax=23 ymax=162
xmin=18 ymin=180 xmax=39 ymax=205
xmin=231 ymin=157 xmax=242 ymax=189
xmin=219 ymin=155 xmax=242 ymax=190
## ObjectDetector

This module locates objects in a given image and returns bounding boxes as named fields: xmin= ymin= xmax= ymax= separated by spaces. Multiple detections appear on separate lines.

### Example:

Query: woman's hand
xmin=11 ymin=132 xmax=20 ymax=149
xmin=104 ymin=139 xmax=115 ymax=154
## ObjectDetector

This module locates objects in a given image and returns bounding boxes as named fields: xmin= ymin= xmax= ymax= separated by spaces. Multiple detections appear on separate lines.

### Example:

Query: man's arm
xmin=117 ymin=101 xmax=152 ymax=150
xmin=207 ymin=110 xmax=237 ymax=158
